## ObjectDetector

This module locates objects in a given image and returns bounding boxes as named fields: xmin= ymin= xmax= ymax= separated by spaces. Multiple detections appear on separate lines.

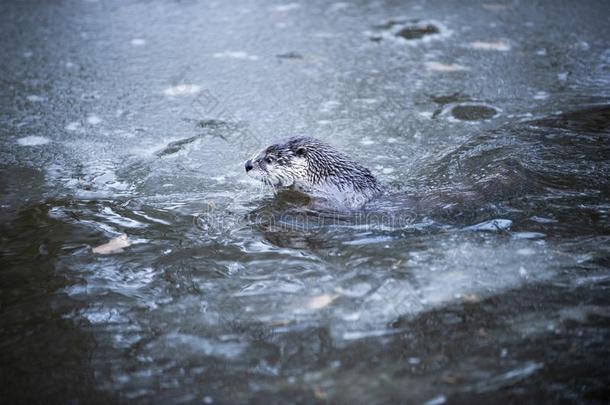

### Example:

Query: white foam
xmin=360 ymin=137 xmax=375 ymax=145
xmin=130 ymin=38 xmax=146 ymax=46
xmin=17 ymin=136 xmax=50 ymax=146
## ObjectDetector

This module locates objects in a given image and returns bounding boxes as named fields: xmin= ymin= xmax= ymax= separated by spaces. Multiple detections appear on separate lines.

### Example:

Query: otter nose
xmin=245 ymin=160 xmax=253 ymax=172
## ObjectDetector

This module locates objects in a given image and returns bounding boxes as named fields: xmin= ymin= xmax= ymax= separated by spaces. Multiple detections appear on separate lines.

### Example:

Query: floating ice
xmin=328 ymin=2 xmax=349 ymax=12
xmin=463 ymin=219 xmax=512 ymax=232
xmin=471 ymin=362 xmax=543 ymax=393
xmin=87 ymin=114 xmax=102 ymax=125
xmin=320 ymin=100 xmax=341 ymax=112
xmin=519 ymin=266 xmax=528 ymax=278
xmin=26 ymin=95 xmax=44 ymax=102
xmin=530 ymin=216 xmax=557 ymax=223
xmin=92 ymin=234 xmax=131 ymax=255
xmin=306 ymin=294 xmax=338 ymax=310
xmin=425 ymin=61 xmax=469 ymax=72
xmin=65 ymin=121 xmax=82 ymax=131
xmin=482 ymin=4 xmax=508 ymax=11
xmin=423 ymin=395 xmax=447 ymax=405
xmin=517 ymin=248 xmax=536 ymax=256
xmin=469 ymin=40 xmax=511 ymax=51
xmin=212 ymin=51 xmax=258 ymax=61
xmin=273 ymin=3 xmax=301 ymax=12
xmin=354 ymin=98 xmax=379 ymax=104
xmin=512 ymin=232 xmax=546 ymax=239
xmin=163 ymin=84 xmax=202 ymax=96
xmin=17 ymin=136 xmax=50 ymax=146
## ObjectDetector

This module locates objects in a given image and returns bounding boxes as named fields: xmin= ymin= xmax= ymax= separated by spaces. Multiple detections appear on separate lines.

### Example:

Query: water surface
xmin=1 ymin=0 xmax=609 ymax=403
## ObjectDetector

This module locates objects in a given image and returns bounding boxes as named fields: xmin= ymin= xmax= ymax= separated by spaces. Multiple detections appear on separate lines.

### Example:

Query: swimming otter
xmin=245 ymin=137 xmax=382 ymax=209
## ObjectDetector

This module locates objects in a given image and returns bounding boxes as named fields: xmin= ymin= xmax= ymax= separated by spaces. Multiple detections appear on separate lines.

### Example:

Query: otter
xmin=245 ymin=137 xmax=382 ymax=210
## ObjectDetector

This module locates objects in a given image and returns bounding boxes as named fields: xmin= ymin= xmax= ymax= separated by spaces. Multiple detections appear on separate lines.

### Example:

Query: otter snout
xmin=245 ymin=160 xmax=253 ymax=172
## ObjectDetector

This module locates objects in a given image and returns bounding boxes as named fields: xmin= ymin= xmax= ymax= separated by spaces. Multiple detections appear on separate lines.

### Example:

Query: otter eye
xmin=295 ymin=147 xmax=306 ymax=157
xmin=264 ymin=156 xmax=274 ymax=164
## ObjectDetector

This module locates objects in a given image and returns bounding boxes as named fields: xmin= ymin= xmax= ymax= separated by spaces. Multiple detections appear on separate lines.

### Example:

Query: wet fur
xmin=246 ymin=137 xmax=382 ymax=209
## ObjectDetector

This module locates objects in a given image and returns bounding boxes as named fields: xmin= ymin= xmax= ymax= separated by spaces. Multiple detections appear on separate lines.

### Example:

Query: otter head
xmin=244 ymin=137 xmax=311 ymax=190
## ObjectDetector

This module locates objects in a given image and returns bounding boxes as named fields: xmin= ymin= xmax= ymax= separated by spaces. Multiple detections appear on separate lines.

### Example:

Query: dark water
xmin=1 ymin=0 xmax=610 ymax=403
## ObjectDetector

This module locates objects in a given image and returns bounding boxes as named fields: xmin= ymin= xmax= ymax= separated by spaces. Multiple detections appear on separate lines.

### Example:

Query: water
xmin=1 ymin=0 xmax=609 ymax=403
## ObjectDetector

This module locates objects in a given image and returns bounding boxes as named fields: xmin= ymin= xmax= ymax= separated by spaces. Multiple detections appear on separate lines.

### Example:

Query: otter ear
xmin=295 ymin=146 xmax=307 ymax=157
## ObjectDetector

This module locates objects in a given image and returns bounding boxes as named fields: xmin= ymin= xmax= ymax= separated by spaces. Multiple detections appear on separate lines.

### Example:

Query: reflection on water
xmin=1 ymin=0 xmax=610 ymax=403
